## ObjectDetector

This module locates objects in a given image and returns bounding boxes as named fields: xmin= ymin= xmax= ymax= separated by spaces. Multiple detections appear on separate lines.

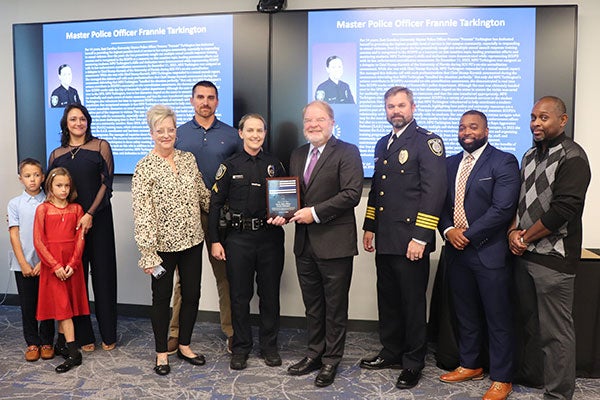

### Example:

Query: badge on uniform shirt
xmin=399 ymin=149 xmax=409 ymax=164
xmin=427 ymin=138 xmax=444 ymax=157
xmin=267 ymin=165 xmax=275 ymax=177
xmin=215 ymin=164 xmax=226 ymax=180
xmin=51 ymin=95 xmax=59 ymax=107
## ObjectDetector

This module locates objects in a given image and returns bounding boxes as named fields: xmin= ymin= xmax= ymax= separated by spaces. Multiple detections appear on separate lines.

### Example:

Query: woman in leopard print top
xmin=132 ymin=105 xmax=210 ymax=375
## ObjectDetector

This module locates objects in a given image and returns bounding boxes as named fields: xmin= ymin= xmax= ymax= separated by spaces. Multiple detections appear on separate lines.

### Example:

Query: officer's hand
xmin=446 ymin=228 xmax=470 ymax=250
xmin=406 ymin=240 xmax=425 ymax=261
xmin=363 ymin=231 xmax=375 ymax=252
xmin=211 ymin=242 xmax=226 ymax=261
xmin=289 ymin=207 xmax=315 ymax=224
xmin=267 ymin=216 xmax=287 ymax=226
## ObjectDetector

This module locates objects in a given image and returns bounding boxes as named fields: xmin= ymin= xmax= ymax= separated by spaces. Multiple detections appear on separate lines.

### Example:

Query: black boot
xmin=55 ymin=341 xmax=82 ymax=373
xmin=54 ymin=333 xmax=68 ymax=359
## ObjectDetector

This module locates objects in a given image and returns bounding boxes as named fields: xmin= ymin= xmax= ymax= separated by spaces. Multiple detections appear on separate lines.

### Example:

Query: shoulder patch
xmin=427 ymin=138 xmax=444 ymax=157
xmin=215 ymin=164 xmax=226 ymax=181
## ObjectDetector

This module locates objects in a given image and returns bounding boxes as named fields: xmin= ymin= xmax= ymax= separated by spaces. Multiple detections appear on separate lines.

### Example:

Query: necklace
xmin=69 ymin=145 xmax=82 ymax=159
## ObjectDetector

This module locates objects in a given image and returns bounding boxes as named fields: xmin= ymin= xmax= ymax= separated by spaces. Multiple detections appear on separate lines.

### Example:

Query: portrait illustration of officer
xmin=50 ymin=64 xmax=82 ymax=108
xmin=315 ymin=56 xmax=355 ymax=104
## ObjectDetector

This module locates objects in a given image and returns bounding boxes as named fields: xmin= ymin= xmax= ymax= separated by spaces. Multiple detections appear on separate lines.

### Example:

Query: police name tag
xmin=266 ymin=177 xmax=300 ymax=220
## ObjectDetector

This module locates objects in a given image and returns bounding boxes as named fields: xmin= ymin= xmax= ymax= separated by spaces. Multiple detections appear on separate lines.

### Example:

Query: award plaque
xmin=266 ymin=177 xmax=300 ymax=220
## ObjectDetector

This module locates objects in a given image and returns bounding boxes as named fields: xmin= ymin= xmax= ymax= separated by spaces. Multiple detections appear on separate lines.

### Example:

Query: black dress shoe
xmin=154 ymin=357 xmax=170 ymax=376
xmin=287 ymin=357 xmax=322 ymax=376
xmin=360 ymin=355 xmax=402 ymax=370
xmin=396 ymin=368 xmax=422 ymax=389
xmin=177 ymin=349 xmax=206 ymax=366
xmin=55 ymin=353 xmax=82 ymax=373
xmin=315 ymin=364 xmax=337 ymax=387
xmin=261 ymin=352 xmax=282 ymax=367
xmin=230 ymin=353 xmax=249 ymax=370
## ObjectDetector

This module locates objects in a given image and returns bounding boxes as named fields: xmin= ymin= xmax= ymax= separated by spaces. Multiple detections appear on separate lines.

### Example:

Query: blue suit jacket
xmin=439 ymin=144 xmax=520 ymax=269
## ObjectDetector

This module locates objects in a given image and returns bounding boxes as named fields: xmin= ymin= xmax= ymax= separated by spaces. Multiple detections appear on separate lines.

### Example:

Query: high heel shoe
xmin=154 ymin=357 xmax=170 ymax=376
xmin=177 ymin=349 xmax=206 ymax=366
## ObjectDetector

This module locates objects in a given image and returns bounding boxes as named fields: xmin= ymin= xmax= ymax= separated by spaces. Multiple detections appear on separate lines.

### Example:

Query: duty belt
xmin=231 ymin=214 xmax=267 ymax=231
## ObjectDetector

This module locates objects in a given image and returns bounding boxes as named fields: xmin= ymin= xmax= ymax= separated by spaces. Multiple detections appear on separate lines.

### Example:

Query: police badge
xmin=215 ymin=164 xmax=227 ymax=180
xmin=427 ymin=138 xmax=444 ymax=157
xmin=267 ymin=164 xmax=275 ymax=177
xmin=399 ymin=149 xmax=409 ymax=164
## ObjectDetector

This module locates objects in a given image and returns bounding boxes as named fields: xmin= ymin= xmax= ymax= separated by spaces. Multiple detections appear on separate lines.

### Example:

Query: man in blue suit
xmin=438 ymin=110 xmax=520 ymax=400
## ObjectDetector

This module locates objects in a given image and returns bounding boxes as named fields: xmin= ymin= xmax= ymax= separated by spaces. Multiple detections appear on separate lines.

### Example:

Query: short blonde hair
xmin=146 ymin=105 xmax=176 ymax=131
xmin=238 ymin=113 xmax=267 ymax=131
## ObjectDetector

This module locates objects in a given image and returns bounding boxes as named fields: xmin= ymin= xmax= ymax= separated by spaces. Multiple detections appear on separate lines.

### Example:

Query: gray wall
xmin=1 ymin=0 xmax=598 ymax=320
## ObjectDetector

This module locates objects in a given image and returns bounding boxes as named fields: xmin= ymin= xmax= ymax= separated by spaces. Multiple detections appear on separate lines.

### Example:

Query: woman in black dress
xmin=48 ymin=104 xmax=118 ymax=351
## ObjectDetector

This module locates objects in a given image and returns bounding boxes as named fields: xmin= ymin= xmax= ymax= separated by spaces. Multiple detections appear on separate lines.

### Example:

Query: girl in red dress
xmin=34 ymin=167 xmax=89 ymax=373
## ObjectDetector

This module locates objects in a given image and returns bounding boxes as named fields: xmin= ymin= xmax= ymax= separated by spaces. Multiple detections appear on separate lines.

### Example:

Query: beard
xmin=459 ymin=136 xmax=488 ymax=153
xmin=388 ymin=115 xmax=410 ymax=131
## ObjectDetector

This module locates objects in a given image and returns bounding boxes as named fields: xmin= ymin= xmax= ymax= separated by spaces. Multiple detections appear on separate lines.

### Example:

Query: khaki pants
xmin=169 ymin=212 xmax=233 ymax=338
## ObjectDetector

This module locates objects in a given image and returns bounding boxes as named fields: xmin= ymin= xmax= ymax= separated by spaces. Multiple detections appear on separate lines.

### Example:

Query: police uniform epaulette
xmin=416 ymin=126 xmax=434 ymax=136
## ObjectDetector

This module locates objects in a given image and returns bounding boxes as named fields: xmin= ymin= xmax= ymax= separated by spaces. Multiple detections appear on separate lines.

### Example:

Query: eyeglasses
xmin=154 ymin=128 xmax=176 ymax=136
xmin=303 ymin=117 xmax=329 ymax=125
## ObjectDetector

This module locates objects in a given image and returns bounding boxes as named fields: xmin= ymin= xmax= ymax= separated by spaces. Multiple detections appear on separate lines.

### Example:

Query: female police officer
xmin=209 ymin=113 xmax=286 ymax=370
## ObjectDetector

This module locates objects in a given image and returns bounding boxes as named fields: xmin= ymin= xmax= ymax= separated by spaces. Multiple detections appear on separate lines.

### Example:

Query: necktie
xmin=453 ymin=154 xmax=474 ymax=229
xmin=387 ymin=133 xmax=397 ymax=149
xmin=304 ymin=148 xmax=319 ymax=184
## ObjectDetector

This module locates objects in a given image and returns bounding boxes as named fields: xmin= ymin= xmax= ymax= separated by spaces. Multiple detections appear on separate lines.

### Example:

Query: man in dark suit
xmin=438 ymin=110 xmax=520 ymax=400
xmin=361 ymin=86 xmax=447 ymax=390
xmin=286 ymin=100 xmax=363 ymax=387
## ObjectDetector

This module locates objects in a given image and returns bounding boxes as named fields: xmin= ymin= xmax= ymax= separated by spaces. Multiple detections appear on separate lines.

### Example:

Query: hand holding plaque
xmin=266 ymin=177 xmax=300 ymax=220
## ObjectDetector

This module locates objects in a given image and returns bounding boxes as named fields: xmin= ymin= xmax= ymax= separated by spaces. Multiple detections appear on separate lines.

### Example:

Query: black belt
xmin=231 ymin=216 xmax=267 ymax=231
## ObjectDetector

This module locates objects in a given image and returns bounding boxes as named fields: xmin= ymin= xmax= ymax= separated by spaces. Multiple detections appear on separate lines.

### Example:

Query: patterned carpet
xmin=0 ymin=305 xmax=599 ymax=399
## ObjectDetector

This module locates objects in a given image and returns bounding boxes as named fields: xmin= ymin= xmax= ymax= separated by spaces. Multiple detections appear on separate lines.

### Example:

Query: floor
xmin=1 ymin=305 xmax=599 ymax=399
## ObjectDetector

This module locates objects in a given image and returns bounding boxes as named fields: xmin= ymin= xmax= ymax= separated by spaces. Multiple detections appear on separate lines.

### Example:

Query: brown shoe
xmin=483 ymin=382 xmax=512 ymax=400
xmin=25 ymin=345 xmax=40 ymax=362
xmin=440 ymin=366 xmax=484 ymax=383
xmin=167 ymin=336 xmax=178 ymax=355
xmin=40 ymin=344 xmax=55 ymax=360
xmin=81 ymin=343 xmax=95 ymax=352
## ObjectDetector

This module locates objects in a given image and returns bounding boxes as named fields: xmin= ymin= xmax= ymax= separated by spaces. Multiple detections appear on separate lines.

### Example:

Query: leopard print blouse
xmin=132 ymin=149 xmax=210 ymax=270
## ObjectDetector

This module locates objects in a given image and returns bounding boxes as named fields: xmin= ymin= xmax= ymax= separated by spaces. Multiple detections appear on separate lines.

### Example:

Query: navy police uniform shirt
xmin=315 ymin=79 xmax=355 ymax=104
xmin=208 ymin=150 xmax=285 ymax=241
xmin=50 ymin=86 xmax=81 ymax=108
xmin=363 ymin=119 xmax=447 ymax=255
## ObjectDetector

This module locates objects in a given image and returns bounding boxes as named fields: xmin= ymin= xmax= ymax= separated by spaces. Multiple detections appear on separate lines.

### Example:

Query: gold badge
xmin=427 ymin=138 xmax=444 ymax=157
xmin=399 ymin=149 xmax=409 ymax=164
xmin=215 ymin=164 xmax=226 ymax=180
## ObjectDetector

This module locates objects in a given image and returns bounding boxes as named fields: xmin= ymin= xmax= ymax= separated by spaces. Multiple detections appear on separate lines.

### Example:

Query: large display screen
xmin=307 ymin=8 xmax=535 ymax=175
xmin=43 ymin=14 xmax=233 ymax=174
xmin=270 ymin=6 xmax=577 ymax=177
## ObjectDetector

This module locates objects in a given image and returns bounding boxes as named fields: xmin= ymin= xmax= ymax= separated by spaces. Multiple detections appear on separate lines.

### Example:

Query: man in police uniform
xmin=361 ymin=86 xmax=447 ymax=390
xmin=170 ymin=80 xmax=242 ymax=353
xmin=50 ymin=64 xmax=81 ymax=108
xmin=208 ymin=113 xmax=286 ymax=371
xmin=314 ymin=56 xmax=355 ymax=104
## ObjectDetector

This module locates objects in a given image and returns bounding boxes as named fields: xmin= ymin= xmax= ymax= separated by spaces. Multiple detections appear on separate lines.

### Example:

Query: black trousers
xmin=295 ymin=237 xmax=353 ymax=366
xmin=225 ymin=227 xmax=284 ymax=356
xmin=376 ymin=253 xmax=429 ymax=370
xmin=14 ymin=272 xmax=55 ymax=346
xmin=73 ymin=205 xmax=118 ymax=346
xmin=152 ymin=243 xmax=203 ymax=353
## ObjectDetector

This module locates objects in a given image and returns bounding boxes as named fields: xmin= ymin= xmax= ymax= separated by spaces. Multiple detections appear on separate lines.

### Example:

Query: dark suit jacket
xmin=439 ymin=144 xmax=520 ymax=269
xmin=289 ymin=136 xmax=364 ymax=260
